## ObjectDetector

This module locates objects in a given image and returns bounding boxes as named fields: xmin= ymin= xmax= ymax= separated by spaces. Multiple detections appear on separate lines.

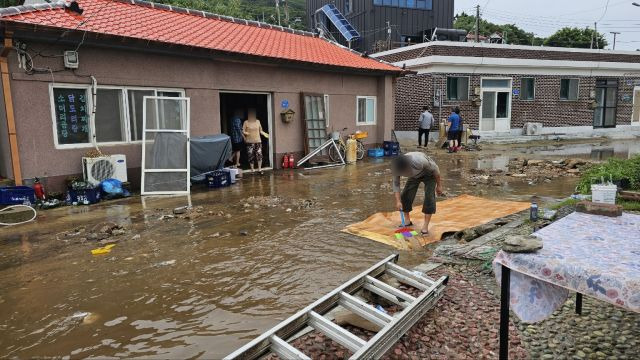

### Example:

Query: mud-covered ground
xmin=1 ymin=139 xmax=639 ymax=358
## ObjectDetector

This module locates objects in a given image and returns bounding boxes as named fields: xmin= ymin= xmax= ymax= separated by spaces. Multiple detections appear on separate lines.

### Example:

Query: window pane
xmin=407 ymin=0 xmax=415 ymax=7
xmin=52 ymin=88 xmax=91 ymax=145
xmin=447 ymin=77 xmax=458 ymax=100
xmin=593 ymin=108 xmax=604 ymax=127
xmin=357 ymin=98 xmax=366 ymax=123
xmin=95 ymin=89 xmax=125 ymax=143
xmin=482 ymin=92 xmax=496 ymax=119
xmin=521 ymin=78 xmax=535 ymax=100
xmin=392 ymin=0 xmax=399 ymax=6
xmin=417 ymin=0 xmax=426 ymax=9
xmin=424 ymin=0 xmax=432 ymax=9
xmin=604 ymin=108 xmax=616 ymax=127
xmin=605 ymin=87 xmax=617 ymax=107
xmin=128 ymin=90 xmax=154 ymax=141
xmin=458 ymin=77 xmax=469 ymax=100
xmin=373 ymin=0 xmax=382 ymax=5
xmin=595 ymin=87 xmax=606 ymax=106
xmin=482 ymin=79 xmax=510 ymax=88
xmin=157 ymin=98 xmax=183 ymax=130
xmin=383 ymin=0 xmax=392 ymax=5
xmin=568 ymin=79 xmax=579 ymax=100
xmin=366 ymin=98 xmax=375 ymax=123
xmin=399 ymin=0 xmax=407 ymax=6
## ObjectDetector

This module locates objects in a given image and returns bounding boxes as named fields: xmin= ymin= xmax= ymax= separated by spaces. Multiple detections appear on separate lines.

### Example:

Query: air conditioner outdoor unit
xmin=524 ymin=122 xmax=543 ymax=136
xmin=82 ymin=155 xmax=128 ymax=185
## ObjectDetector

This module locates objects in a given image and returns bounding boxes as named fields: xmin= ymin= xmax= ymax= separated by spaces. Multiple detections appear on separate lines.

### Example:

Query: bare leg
xmin=233 ymin=151 xmax=240 ymax=167
xmin=422 ymin=214 xmax=432 ymax=233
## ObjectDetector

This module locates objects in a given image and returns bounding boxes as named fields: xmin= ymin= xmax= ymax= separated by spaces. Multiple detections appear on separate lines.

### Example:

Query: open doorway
xmin=219 ymin=92 xmax=272 ymax=171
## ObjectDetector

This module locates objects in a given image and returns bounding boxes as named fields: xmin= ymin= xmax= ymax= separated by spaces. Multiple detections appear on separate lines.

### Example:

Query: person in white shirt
xmin=417 ymin=106 xmax=434 ymax=148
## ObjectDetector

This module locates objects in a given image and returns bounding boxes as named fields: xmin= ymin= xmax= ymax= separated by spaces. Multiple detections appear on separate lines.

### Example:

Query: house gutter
xmin=1 ymin=31 xmax=22 ymax=185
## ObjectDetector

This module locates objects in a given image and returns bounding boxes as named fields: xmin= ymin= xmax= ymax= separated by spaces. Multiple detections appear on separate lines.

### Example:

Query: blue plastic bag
xmin=101 ymin=178 xmax=124 ymax=196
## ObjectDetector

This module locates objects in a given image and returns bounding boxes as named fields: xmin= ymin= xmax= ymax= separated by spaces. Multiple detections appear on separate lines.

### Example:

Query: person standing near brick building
xmin=417 ymin=106 xmax=434 ymax=148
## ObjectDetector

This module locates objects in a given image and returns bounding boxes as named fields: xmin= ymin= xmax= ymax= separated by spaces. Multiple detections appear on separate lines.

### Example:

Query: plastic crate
xmin=368 ymin=148 xmax=384 ymax=158
xmin=66 ymin=187 xmax=101 ymax=205
xmin=384 ymin=149 xmax=399 ymax=157
xmin=0 ymin=186 xmax=36 ymax=205
xmin=383 ymin=141 xmax=399 ymax=151
xmin=207 ymin=170 xmax=231 ymax=188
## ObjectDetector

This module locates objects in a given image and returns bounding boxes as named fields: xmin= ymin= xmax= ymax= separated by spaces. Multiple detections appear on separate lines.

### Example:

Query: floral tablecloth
xmin=493 ymin=212 xmax=640 ymax=323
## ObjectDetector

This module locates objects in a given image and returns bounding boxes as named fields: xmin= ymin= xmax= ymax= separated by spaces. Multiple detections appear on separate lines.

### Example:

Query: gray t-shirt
xmin=418 ymin=111 xmax=434 ymax=130
xmin=392 ymin=152 xmax=440 ymax=192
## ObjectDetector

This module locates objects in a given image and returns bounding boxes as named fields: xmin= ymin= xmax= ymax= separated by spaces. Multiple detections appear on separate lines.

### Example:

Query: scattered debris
xmin=155 ymin=260 xmax=176 ymax=267
xmin=91 ymin=244 xmax=116 ymax=255
xmin=576 ymin=201 xmax=623 ymax=217
xmin=502 ymin=235 xmax=543 ymax=253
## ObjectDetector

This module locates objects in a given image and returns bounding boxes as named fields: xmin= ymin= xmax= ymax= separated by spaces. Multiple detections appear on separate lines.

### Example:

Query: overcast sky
xmin=455 ymin=0 xmax=640 ymax=51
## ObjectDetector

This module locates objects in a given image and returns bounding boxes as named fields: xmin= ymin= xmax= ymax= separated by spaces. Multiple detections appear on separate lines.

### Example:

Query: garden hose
xmin=0 ymin=205 xmax=37 ymax=226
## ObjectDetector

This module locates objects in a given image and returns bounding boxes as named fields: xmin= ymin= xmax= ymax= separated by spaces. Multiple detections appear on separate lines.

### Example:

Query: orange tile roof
xmin=0 ymin=0 xmax=401 ymax=73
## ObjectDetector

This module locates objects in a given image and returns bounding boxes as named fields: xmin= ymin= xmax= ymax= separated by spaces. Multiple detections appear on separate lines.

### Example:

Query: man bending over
xmin=391 ymin=152 xmax=443 ymax=235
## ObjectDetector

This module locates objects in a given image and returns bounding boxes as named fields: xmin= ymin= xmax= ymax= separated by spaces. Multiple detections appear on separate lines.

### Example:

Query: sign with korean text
xmin=53 ymin=88 xmax=90 ymax=145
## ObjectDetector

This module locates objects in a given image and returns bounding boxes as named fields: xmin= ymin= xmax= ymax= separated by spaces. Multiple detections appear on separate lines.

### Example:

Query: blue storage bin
xmin=383 ymin=141 xmax=400 ymax=151
xmin=384 ymin=149 xmax=399 ymax=157
xmin=0 ymin=186 xmax=36 ymax=205
xmin=207 ymin=170 xmax=231 ymax=188
xmin=368 ymin=148 xmax=384 ymax=158
xmin=66 ymin=188 xmax=101 ymax=204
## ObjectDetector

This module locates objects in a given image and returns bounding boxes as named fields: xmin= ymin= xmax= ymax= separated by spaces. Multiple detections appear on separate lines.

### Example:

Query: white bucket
xmin=226 ymin=168 xmax=239 ymax=184
xmin=591 ymin=184 xmax=617 ymax=204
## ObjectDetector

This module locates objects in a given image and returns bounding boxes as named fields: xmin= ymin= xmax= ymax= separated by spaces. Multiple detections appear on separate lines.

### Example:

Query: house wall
xmin=306 ymin=0 xmax=454 ymax=52
xmin=395 ymin=72 xmax=640 ymax=131
xmin=8 ymin=43 xmax=393 ymax=190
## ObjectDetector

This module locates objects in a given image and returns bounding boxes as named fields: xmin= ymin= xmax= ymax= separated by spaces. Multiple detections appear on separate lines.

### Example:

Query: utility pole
xmin=283 ymin=0 xmax=289 ymax=27
xmin=610 ymin=31 xmax=620 ymax=50
xmin=275 ymin=0 xmax=281 ymax=26
xmin=590 ymin=24 xmax=594 ymax=49
xmin=475 ymin=5 xmax=480 ymax=43
xmin=595 ymin=22 xmax=599 ymax=49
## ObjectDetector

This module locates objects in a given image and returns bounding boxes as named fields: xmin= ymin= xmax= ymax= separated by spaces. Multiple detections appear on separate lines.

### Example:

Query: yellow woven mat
xmin=343 ymin=194 xmax=529 ymax=250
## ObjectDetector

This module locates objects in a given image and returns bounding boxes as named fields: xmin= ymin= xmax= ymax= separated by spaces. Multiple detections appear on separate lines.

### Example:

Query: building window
xmin=560 ymin=78 xmax=579 ymax=101
xmin=446 ymin=77 xmax=469 ymax=101
xmin=50 ymin=85 xmax=184 ymax=148
xmin=356 ymin=96 xmax=376 ymax=125
xmin=521 ymin=78 xmax=535 ymax=100
xmin=344 ymin=0 xmax=353 ymax=14
xmin=374 ymin=0 xmax=432 ymax=10
xmin=594 ymin=79 xmax=618 ymax=128
xmin=482 ymin=79 xmax=511 ymax=88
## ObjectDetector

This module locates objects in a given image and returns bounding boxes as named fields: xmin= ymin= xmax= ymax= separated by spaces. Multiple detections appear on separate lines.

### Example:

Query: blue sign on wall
xmin=512 ymin=89 xmax=520 ymax=96
xmin=281 ymin=99 xmax=289 ymax=109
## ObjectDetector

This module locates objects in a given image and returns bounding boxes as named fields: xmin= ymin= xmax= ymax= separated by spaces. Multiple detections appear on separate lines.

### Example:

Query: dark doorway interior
xmin=219 ymin=93 xmax=271 ymax=170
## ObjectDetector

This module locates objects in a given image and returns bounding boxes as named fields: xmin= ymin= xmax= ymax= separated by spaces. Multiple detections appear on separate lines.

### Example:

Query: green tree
xmin=454 ymin=12 xmax=538 ymax=46
xmin=544 ymin=27 xmax=607 ymax=49
xmin=1 ymin=0 xmax=22 ymax=7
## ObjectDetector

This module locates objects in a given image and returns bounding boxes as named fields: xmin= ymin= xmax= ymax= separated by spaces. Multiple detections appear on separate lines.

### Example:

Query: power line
xmin=597 ymin=0 xmax=612 ymax=22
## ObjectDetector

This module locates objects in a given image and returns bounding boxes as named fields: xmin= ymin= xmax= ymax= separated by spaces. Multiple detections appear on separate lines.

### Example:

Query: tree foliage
xmin=454 ymin=13 xmax=542 ymax=46
xmin=544 ymin=27 xmax=608 ymax=49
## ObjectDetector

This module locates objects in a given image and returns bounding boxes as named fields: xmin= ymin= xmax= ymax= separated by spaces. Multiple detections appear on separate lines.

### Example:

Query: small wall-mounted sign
xmin=512 ymin=89 xmax=520 ymax=96
xmin=622 ymin=94 xmax=633 ymax=102
xmin=281 ymin=99 xmax=289 ymax=109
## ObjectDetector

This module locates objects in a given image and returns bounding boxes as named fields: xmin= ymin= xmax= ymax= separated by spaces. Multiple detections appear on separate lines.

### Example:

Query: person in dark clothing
xmin=229 ymin=109 xmax=245 ymax=167
xmin=417 ymin=106 xmax=434 ymax=148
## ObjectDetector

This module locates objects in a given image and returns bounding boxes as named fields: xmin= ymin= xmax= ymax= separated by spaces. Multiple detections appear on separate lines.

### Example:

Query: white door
xmin=141 ymin=96 xmax=191 ymax=195
xmin=480 ymin=79 xmax=512 ymax=133
xmin=633 ymin=86 xmax=640 ymax=126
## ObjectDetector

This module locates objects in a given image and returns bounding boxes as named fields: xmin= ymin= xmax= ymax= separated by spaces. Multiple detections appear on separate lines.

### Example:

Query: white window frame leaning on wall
xmin=49 ymin=83 xmax=185 ymax=149
xmin=356 ymin=96 xmax=377 ymax=125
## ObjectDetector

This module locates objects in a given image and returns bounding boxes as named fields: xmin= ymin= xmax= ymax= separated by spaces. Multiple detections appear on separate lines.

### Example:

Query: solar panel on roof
xmin=318 ymin=4 xmax=360 ymax=42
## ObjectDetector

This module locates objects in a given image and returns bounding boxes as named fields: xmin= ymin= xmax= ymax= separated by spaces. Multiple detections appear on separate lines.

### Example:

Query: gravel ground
xmin=267 ymin=268 xmax=528 ymax=360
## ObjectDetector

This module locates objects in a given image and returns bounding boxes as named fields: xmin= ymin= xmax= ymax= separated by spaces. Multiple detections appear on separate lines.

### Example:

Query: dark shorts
xmin=232 ymin=142 xmax=243 ymax=152
xmin=400 ymin=175 xmax=437 ymax=214
xmin=447 ymin=130 xmax=460 ymax=141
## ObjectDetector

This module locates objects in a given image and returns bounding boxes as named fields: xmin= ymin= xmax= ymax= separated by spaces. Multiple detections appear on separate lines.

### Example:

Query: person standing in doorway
xmin=417 ymin=106 xmax=434 ymax=148
xmin=230 ymin=109 xmax=244 ymax=168
xmin=391 ymin=152 xmax=444 ymax=236
xmin=242 ymin=108 xmax=269 ymax=175
xmin=447 ymin=107 xmax=462 ymax=153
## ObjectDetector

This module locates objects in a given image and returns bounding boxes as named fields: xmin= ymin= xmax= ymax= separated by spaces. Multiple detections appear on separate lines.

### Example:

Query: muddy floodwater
xmin=1 ymin=140 xmax=637 ymax=358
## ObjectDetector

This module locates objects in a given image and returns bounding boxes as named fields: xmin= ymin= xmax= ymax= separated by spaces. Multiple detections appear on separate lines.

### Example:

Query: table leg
xmin=576 ymin=293 xmax=583 ymax=315
xmin=499 ymin=265 xmax=511 ymax=360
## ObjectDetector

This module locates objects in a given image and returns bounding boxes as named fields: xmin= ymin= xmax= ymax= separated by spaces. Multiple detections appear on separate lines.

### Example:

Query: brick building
xmin=373 ymin=42 xmax=640 ymax=138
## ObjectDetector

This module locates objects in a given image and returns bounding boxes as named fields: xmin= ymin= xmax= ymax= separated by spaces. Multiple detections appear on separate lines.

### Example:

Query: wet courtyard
xmin=1 ymin=139 xmax=638 ymax=358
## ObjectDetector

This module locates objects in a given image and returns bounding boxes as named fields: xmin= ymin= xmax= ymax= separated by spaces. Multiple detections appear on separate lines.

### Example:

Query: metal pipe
xmin=499 ymin=265 xmax=511 ymax=360
xmin=0 ymin=32 xmax=22 ymax=185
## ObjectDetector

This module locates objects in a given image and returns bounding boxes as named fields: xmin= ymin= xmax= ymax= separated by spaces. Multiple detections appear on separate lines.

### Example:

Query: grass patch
xmin=550 ymin=198 xmax=579 ymax=210
xmin=619 ymin=199 xmax=640 ymax=212
xmin=576 ymin=156 xmax=640 ymax=194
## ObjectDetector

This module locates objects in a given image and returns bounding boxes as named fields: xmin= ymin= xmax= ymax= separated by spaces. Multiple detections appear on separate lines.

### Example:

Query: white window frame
xmin=520 ymin=77 xmax=536 ymax=101
xmin=560 ymin=78 xmax=580 ymax=101
xmin=446 ymin=76 xmax=470 ymax=101
xmin=356 ymin=96 xmax=377 ymax=125
xmin=49 ymin=83 xmax=185 ymax=149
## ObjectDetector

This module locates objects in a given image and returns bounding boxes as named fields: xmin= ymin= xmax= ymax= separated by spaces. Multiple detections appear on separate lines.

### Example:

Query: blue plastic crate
xmin=384 ymin=149 xmax=399 ymax=157
xmin=66 ymin=187 xmax=101 ymax=205
xmin=0 ymin=186 xmax=36 ymax=205
xmin=207 ymin=170 xmax=231 ymax=188
xmin=368 ymin=148 xmax=384 ymax=158
xmin=383 ymin=141 xmax=399 ymax=151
